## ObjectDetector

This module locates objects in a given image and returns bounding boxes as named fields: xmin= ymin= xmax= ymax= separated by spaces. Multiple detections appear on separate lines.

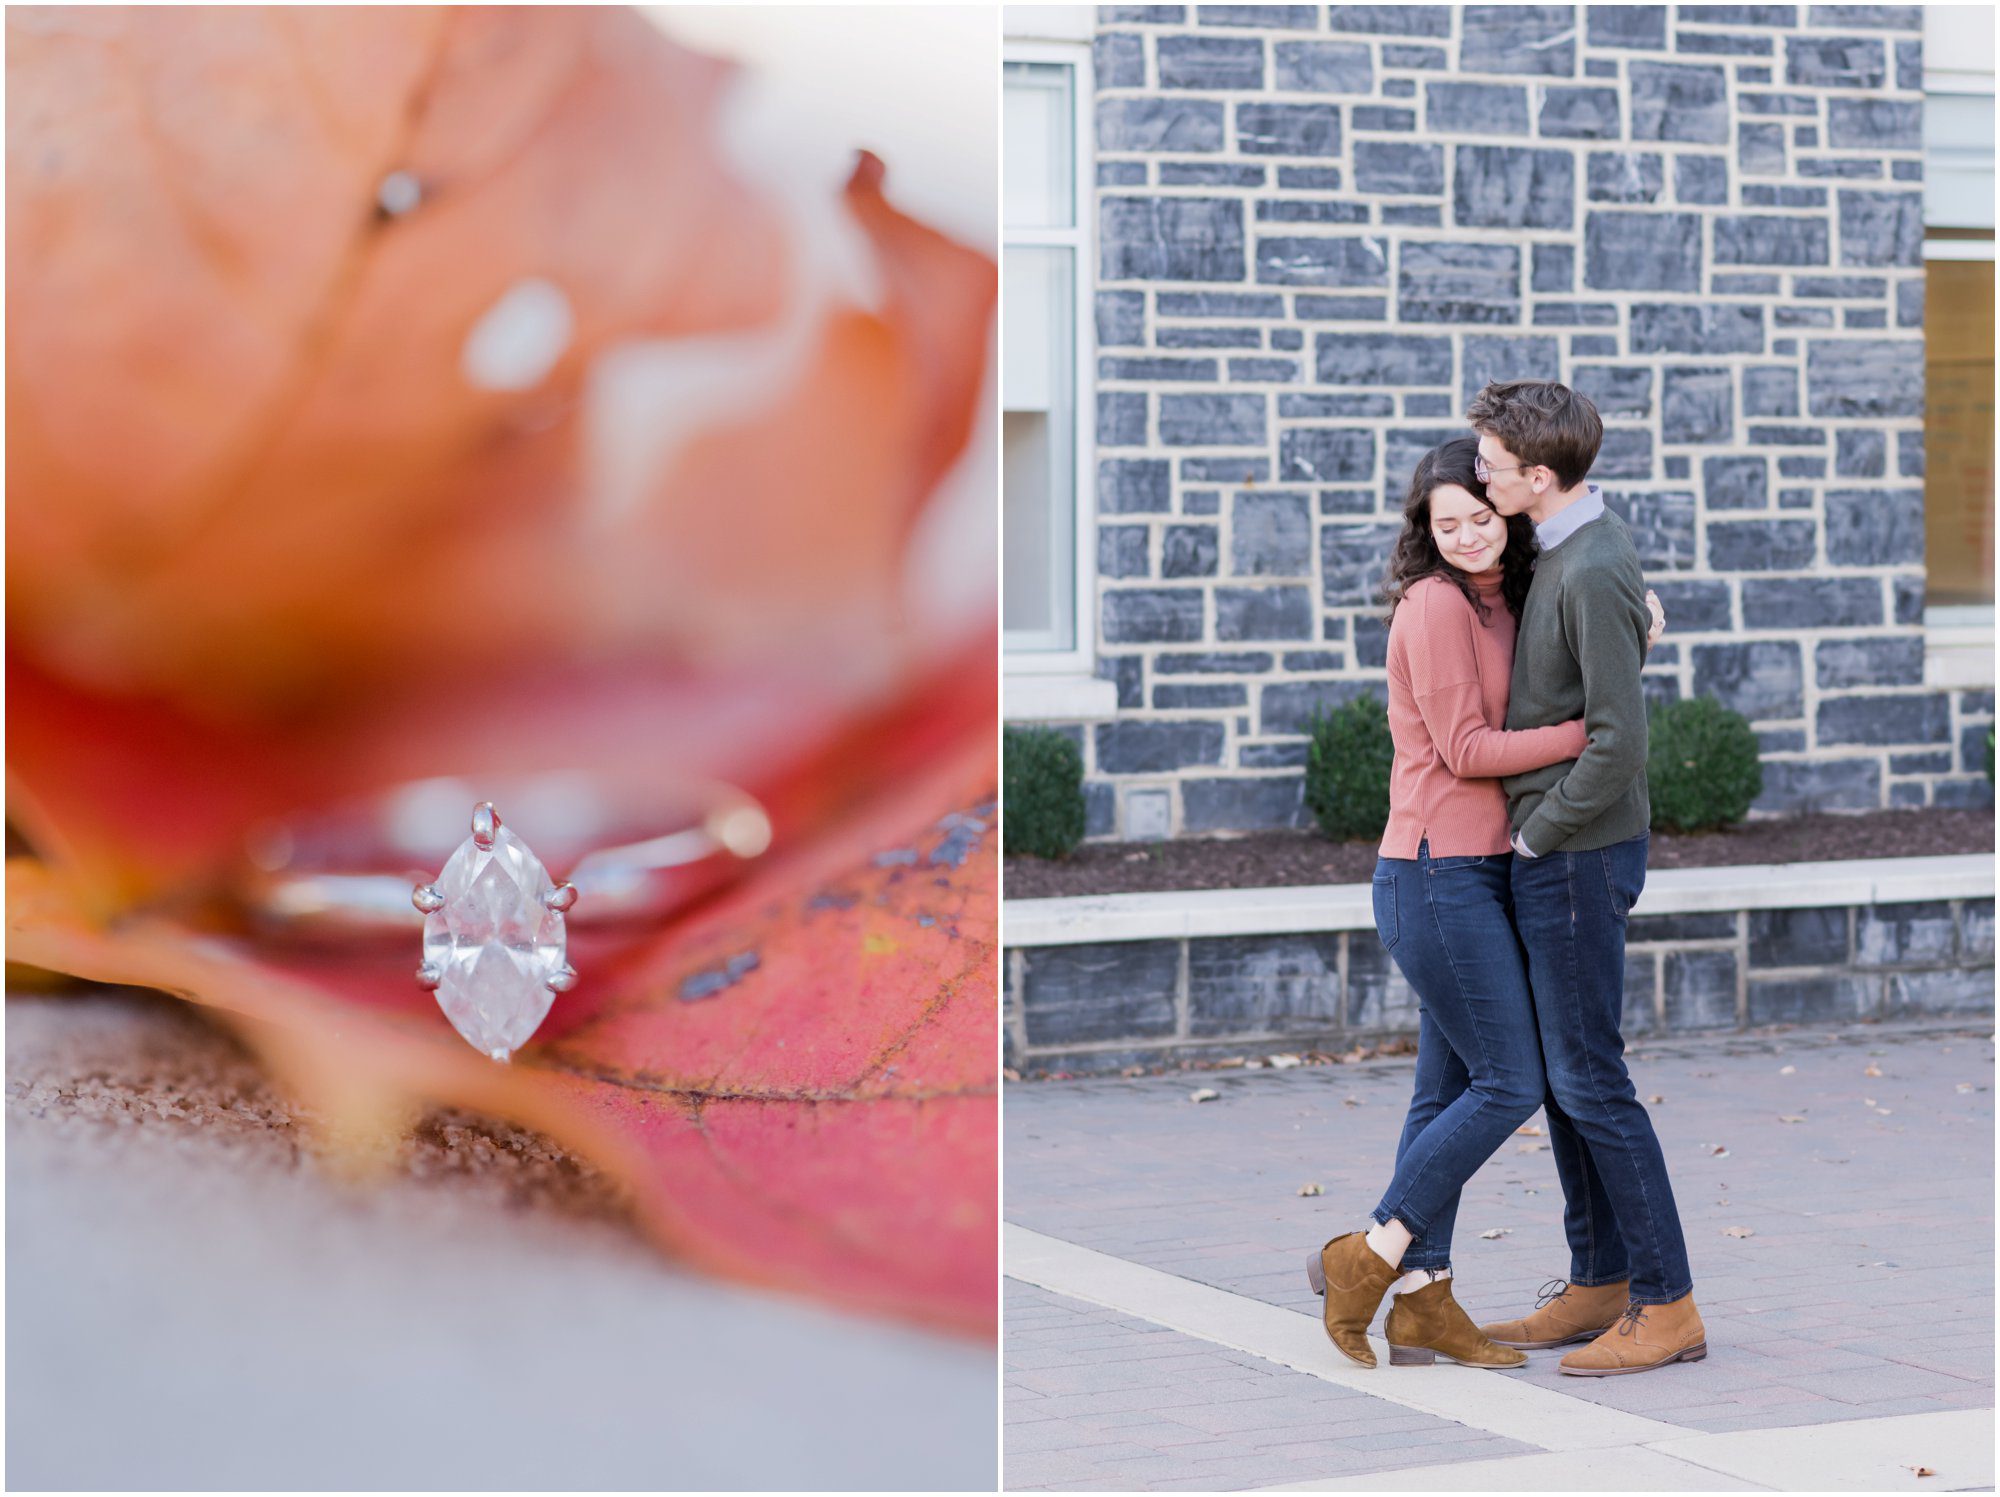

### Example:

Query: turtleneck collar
xmin=1466 ymin=564 xmax=1506 ymax=595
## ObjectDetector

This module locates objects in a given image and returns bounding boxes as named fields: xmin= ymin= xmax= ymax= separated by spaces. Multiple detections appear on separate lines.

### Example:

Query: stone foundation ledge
xmin=1003 ymin=854 xmax=1995 ymax=1076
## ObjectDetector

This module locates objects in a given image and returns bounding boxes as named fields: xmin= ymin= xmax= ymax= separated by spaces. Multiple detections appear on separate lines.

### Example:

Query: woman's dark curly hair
xmin=1379 ymin=434 xmax=1537 ymax=627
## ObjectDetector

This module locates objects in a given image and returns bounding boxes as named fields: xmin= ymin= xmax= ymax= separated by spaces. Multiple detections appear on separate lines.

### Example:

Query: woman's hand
xmin=1645 ymin=588 xmax=1666 ymax=653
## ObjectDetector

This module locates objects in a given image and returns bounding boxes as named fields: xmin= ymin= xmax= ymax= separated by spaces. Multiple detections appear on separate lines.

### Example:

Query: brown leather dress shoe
xmin=1305 ymin=1232 xmax=1398 ymax=1368
xmin=1560 ymin=1294 xmax=1707 ymax=1376
xmin=1384 ymin=1278 xmax=1527 ymax=1368
xmin=1480 ymin=1277 xmax=1631 ymax=1349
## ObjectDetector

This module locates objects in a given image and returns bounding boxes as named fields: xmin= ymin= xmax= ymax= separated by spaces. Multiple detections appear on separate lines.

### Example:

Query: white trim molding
xmin=1003 ymin=671 xmax=1119 ymax=724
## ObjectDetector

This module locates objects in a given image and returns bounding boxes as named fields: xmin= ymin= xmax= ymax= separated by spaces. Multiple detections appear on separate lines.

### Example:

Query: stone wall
xmin=1004 ymin=893 xmax=1995 ymax=1074
xmin=1055 ymin=3 xmax=1994 ymax=839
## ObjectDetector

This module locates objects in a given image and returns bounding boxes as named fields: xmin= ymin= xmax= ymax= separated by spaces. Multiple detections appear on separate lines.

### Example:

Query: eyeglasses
xmin=1473 ymin=455 xmax=1537 ymax=483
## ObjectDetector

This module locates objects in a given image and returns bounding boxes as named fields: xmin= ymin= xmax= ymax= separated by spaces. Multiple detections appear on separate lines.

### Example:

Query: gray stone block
xmin=1160 ymin=393 xmax=1267 ymax=447
xmin=1162 ymin=161 xmax=1267 ymax=187
xmin=1738 ymin=121 xmax=1787 ymax=175
xmin=1096 ymin=721 xmax=1226 ymax=774
xmin=1280 ymin=428 xmax=1375 ymax=483
xmin=1961 ymin=899 xmax=1995 ymax=962
xmin=1587 ymin=5 xmax=1668 ymax=48
xmin=1426 ymin=81 xmax=1529 ymax=136
xmin=1460 ymin=334 xmax=1562 ymax=407
xmin=1256 ymin=235 xmax=1390 ymax=287
xmin=1099 ymin=654 xmax=1145 ymax=710
xmin=1542 ymin=86 xmax=1622 ymax=138
xmin=1182 ymin=776 xmax=1307 ymax=833
xmin=1750 ymin=907 xmax=1851 ymax=967
xmin=1807 ymin=5 xmax=1921 ymax=26
xmin=1663 ymin=367 xmax=1734 ymax=443
xmin=1462 ymin=4 xmax=1578 ymax=74
xmin=1894 ymin=574 xmax=1925 ymax=624
xmin=1575 ymin=365 xmax=1654 ymax=417
xmin=1455 ymin=146 xmax=1575 ymax=229
xmin=1327 ymin=5 xmax=1451 ymax=35
xmin=1315 ymin=332 xmax=1453 ymax=386
xmin=1747 ymin=973 xmax=1879 ymax=1026
xmin=1181 ymin=456 xmax=1268 ymax=483
xmin=1624 ymin=951 xmax=1661 ymax=1034
xmin=1715 ymin=215 xmax=1830 ymax=265
xmin=1104 ymin=589 xmax=1204 ymax=643
xmin=1293 ymin=294 xmax=1389 ymax=319
xmin=1345 ymin=928 xmax=1420 ymax=1031
xmin=1630 ymin=61 xmax=1730 ymax=142
xmin=1100 ymin=458 xmax=1172 ymax=515
xmin=1649 ymin=579 xmax=1735 ymax=631
xmin=1101 ymin=197 xmax=1246 ymax=282
xmin=1533 ymin=243 xmax=1576 ymax=292
xmin=1785 ymin=33 xmax=1886 ymax=88
xmin=1585 ymin=212 xmax=1704 ymax=290
xmin=1400 ymin=241 xmax=1522 ymax=322
xmin=1196 ymin=3 xmax=1318 ymax=25
xmin=1232 ymin=493 xmax=1313 ymax=576
xmin=1838 ymin=189 xmax=1923 ymax=266
xmin=1155 ymin=651 xmax=1273 ymax=674
xmin=1159 ymin=291 xmax=1285 ymax=318
xmin=1097 ymin=290 xmax=1146 ymax=348
xmin=1099 ymin=525 xmax=1150 ymax=579
xmin=1588 ymin=151 xmax=1666 ymax=203
xmin=1236 ymin=103 xmax=1342 ymax=157
xmin=1827 ymin=97 xmax=1923 ymax=150
xmin=1707 ymin=519 xmax=1817 ymax=571
xmin=1101 ymin=355 xmax=1217 ymax=381
xmin=1825 ymin=487 xmax=1923 ymax=566
xmin=1019 ymin=941 xmax=1179 ymax=1046
xmin=1630 ymin=911 xmax=1739 ymax=941
xmin=1675 ymin=153 xmax=1730 ymax=204
xmin=1384 ymin=42 xmax=1448 ymax=68
xmin=1884 ymin=968 xmax=1999 ymax=1015
xmin=1594 ymin=430 xmax=1657 ymax=480
xmin=1099 ymin=391 xmax=1147 ymax=448
xmin=1741 ymin=363 xmax=1802 ymax=415
xmin=1095 ymin=31 xmax=1146 ymax=88
xmin=1352 ymin=615 xmax=1390 ymax=667
xmin=1612 ymin=490 xmax=1698 ymax=568
xmin=1816 ymin=635 xmax=1925 ymax=688
xmin=1157 ymin=34 xmax=1266 ymax=90
xmin=1816 ymin=692 xmax=1951 ymax=746
xmin=1856 ymin=901 xmax=1957 ymax=967
xmin=1752 ymin=756 xmax=1881 ymax=813
xmin=1274 ymin=39 xmax=1374 ymax=92
xmin=1215 ymin=585 xmax=1315 ymax=641
xmin=1806 ymin=339 xmax=1922 ymax=416
xmin=1835 ymin=429 xmax=1888 ymax=477
xmin=1188 ymin=935 xmax=1345 ymax=1036
xmin=1162 ymin=523 xmax=1219 ymax=578
xmin=1320 ymin=522 xmax=1404 ymax=606
xmin=1693 ymin=639 xmax=1805 ymax=719
xmin=1704 ymin=455 xmax=1768 ymax=509
xmin=1353 ymin=141 xmax=1444 ymax=196
xmin=1533 ymin=302 xmax=1620 ymax=326
xmin=1664 ymin=950 xmax=1740 ymax=1030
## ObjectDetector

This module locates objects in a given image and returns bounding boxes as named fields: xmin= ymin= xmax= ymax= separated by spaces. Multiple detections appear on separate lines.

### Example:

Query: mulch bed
xmin=1005 ymin=808 xmax=1996 ymax=900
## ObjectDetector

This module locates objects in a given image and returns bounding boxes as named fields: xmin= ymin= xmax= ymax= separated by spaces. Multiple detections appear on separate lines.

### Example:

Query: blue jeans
xmin=1370 ymin=840 xmax=1545 ymax=1271
xmin=1511 ymin=831 xmax=1694 ymax=1305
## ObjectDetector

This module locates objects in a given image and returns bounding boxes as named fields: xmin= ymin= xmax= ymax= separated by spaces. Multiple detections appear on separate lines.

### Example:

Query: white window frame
xmin=1921 ymin=232 xmax=1995 ymax=689
xmin=1002 ymin=32 xmax=1117 ymax=722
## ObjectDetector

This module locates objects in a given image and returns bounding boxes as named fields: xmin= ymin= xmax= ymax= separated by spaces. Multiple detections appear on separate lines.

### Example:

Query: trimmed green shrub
xmin=1003 ymin=726 xmax=1086 ymax=859
xmin=1985 ymin=727 xmax=1994 ymax=784
xmin=1648 ymin=696 xmax=1762 ymax=834
xmin=1304 ymin=695 xmax=1394 ymax=842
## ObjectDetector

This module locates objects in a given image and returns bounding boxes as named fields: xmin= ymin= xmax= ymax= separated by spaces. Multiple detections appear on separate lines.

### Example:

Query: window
xmin=1003 ymin=29 xmax=1114 ymax=720
xmin=1921 ymin=6 xmax=1994 ymax=686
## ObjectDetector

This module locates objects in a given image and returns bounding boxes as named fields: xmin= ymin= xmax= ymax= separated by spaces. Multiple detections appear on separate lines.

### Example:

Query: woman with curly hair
xmin=1306 ymin=433 xmax=1662 ymax=1372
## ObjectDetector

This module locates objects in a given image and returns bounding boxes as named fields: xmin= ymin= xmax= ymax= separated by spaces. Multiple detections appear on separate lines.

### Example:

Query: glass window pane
xmin=1004 ymin=62 xmax=1073 ymax=230
xmin=1924 ymin=256 xmax=1995 ymax=608
xmin=1003 ymin=245 xmax=1075 ymax=648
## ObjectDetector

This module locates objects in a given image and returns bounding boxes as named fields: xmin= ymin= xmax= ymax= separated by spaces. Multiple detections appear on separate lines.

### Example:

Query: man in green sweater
xmin=1464 ymin=380 xmax=1705 ymax=1378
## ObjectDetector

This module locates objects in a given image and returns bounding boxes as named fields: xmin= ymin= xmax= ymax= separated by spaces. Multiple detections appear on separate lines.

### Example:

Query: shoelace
xmin=1532 ymin=1278 xmax=1570 ymax=1310
xmin=1614 ymin=1302 xmax=1647 ymax=1337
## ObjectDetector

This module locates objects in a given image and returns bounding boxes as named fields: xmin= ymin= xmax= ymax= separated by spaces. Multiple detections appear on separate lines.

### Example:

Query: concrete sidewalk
xmin=1004 ymin=1019 xmax=1995 ymax=1491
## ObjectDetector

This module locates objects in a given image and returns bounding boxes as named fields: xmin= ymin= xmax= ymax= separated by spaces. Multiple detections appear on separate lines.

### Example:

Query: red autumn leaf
xmin=6 ymin=5 xmax=998 ymax=1333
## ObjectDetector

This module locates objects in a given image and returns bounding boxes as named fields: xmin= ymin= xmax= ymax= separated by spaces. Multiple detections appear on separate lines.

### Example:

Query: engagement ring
xmin=238 ymin=774 xmax=771 ymax=1061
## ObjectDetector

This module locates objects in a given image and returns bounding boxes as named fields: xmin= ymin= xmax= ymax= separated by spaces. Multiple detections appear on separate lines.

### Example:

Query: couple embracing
xmin=1307 ymin=379 xmax=1705 ymax=1378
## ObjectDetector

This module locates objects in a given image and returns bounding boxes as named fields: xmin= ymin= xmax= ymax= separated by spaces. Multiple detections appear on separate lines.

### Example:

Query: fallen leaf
xmin=1956 ymin=1082 xmax=1976 ymax=1093
xmin=1120 ymin=1065 xmax=1146 ymax=1079
xmin=1479 ymin=1228 xmax=1509 ymax=1240
xmin=1908 ymin=1466 xmax=1935 ymax=1478
xmin=1710 ymin=1145 xmax=1731 ymax=1158
xmin=1779 ymin=1115 xmax=1807 ymax=1124
xmin=1190 ymin=1088 xmax=1221 ymax=1104
xmin=1343 ymin=1096 xmax=1364 ymax=1108
xmin=1516 ymin=1141 xmax=1550 ymax=1153
xmin=1723 ymin=1225 xmax=1755 ymax=1239
xmin=1002 ymin=1068 xmax=1022 ymax=1083
xmin=1864 ymin=1097 xmax=1878 ymax=1107
xmin=1647 ymin=1094 xmax=1665 ymax=1104
xmin=1874 ymin=1107 xmax=1893 ymax=1116
xmin=1267 ymin=1054 xmax=1303 ymax=1070
xmin=1515 ymin=1123 xmax=1544 ymax=1136
xmin=1297 ymin=1183 xmax=1323 ymax=1197
xmin=1865 ymin=1064 xmax=1883 ymax=1077
xmin=1779 ymin=1065 xmax=1796 ymax=1075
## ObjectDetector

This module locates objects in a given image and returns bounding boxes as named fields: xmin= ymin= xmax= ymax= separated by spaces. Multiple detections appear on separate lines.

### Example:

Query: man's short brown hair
xmin=1465 ymin=380 xmax=1603 ymax=489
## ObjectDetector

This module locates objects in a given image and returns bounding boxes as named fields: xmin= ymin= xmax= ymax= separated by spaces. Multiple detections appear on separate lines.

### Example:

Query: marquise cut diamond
xmin=422 ymin=824 xmax=566 ymax=1060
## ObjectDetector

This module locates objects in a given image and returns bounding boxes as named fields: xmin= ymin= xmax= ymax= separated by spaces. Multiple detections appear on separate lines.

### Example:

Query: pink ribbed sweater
xmin=1380 ymin=570 xmax=1589 ymax=859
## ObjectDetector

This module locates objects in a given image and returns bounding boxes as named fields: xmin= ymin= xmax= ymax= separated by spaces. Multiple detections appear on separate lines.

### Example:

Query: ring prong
xmin=546 ymin=963 xmax=577 ymax=994
xmin=488 ymin=1047 xmax=511 ymax=1064
xmin=543 ymin=882 xmax=578 ymax=913
xmin=412 ymin=883 xmax=444 ymax=914
xmin=472 ymin=801 xmax=500 ymax=850
xmin=416 ymin=961 xmax=442 ymax=990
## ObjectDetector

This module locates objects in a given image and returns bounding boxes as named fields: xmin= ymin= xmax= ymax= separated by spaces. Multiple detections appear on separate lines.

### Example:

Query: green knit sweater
xmin=1502 ymin=511 xmax=1652 ymax=855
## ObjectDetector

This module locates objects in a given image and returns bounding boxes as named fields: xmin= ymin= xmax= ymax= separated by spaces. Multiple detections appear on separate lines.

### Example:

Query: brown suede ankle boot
xmin=1384 ymin=1278 xmax=1527 ymax=1369
xmin=1304 ymin=1232 xmax=1398 ymax=1368
xmin=1560 ymin=1294 xmax=1707 ymax=1376
xmin=1479 ymin=1277 xmax=1630 ymax=1350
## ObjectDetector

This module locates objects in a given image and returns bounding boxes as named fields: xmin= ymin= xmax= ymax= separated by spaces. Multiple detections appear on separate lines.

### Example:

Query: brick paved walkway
xmin=1004 ymin=1019 xmax=1994 ymax=1490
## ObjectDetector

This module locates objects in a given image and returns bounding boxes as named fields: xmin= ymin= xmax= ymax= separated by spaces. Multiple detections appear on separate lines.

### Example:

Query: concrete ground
xmin=1004 ymin=1018 xmax=1995 ymax=1492
xmin=8 ymin=989 xmax=996 ymax=1492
